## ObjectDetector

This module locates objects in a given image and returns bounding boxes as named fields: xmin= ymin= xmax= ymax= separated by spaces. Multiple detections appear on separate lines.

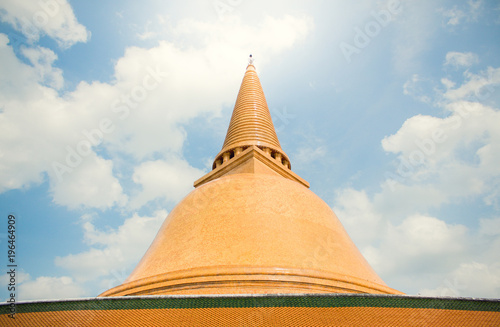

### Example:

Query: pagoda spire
xmin=212 ymin=56 xmax=290 ymax=169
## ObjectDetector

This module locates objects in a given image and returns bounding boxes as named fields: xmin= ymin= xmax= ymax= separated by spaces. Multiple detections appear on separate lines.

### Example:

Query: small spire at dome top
xmin=211 ymin=55 xmax=291 ymax=171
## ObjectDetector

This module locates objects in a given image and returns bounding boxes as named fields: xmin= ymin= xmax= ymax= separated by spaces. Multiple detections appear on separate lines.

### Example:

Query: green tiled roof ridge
xmin=1 ymin=294 xmax=500 ymax=315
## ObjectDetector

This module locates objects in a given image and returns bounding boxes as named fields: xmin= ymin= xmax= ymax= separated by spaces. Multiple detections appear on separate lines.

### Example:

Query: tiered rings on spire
xmin=213 ymin=59 xmax=291 ymax=170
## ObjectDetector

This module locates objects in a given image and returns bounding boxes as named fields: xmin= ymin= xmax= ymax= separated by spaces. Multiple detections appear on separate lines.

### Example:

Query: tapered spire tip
xmin=212 ymin=58 xmax=290 ymax=170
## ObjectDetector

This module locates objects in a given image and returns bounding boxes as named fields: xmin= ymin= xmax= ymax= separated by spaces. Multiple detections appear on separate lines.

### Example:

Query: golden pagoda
xmin=3 ymin=57 xmax=500 ymax=327
xmin=100 ymin=57 xmax=401 ymax=297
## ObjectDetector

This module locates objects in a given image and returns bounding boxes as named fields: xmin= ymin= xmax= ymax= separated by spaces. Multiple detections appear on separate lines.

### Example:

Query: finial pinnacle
xmin=248 ymin=54 xmax=254 ymax=65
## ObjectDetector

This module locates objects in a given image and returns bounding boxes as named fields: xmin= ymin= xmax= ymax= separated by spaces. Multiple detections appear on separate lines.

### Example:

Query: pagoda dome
xmin=100 ymin=57 xmax=401 ymax=297
xmin=101 ymin=172 xmax=400 ymax=296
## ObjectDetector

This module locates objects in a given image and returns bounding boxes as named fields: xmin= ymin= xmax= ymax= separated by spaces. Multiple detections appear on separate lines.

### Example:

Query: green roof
xmin=2 ymin=293 xmax=500 ymax=314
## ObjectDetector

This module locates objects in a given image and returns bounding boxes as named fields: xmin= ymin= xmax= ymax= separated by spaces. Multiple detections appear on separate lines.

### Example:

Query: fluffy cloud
xmin=293 ymin=145 xmax=327 ymax=167
xmin=21 ymin=45 xmax=63 ymax=89
xmin=479 ymin=217 xmax=500 ymax=236
xmin=382 ymin=68 xmax=500 ymax=209
xmin=419 ymin=262 xmax=500 ymax=298
xmin=0 ymin=36 xmax=128 ymax=208
xmin=382 ymin=215 xmax=467 ymax=266
xmin=0 ymin=34 xmax=65 ymax=192
xmin=418 ymin=217 xmax=500 ymax=298
xmin=51 ymin=154 xmax=127 ymax=209
xmin=334 ymin=191 xmax=468 ymax=264
xmin=403 ymin=74 xmax=434 ymax=103
xmin=0 ymin=11 xmax=314 ymax=300
xmin=0 ymin=13 xmax=313 ymax=209
xmin=443 ymin=66 xmax=500 ymax=102
xmin=333 ymin=186 xmax=500 ymax=297
xmin=441 ymin=0 xmax=483 ymax=26
xmin=333 ymin=188 xmax=382 ymax=247
xmin=19 ymin=276 xmax=87 ymax=301
xmin=444 ymin=51 xmax=479 ymax=68
xmin=332 ymin=58 xmax=500 ymax=297
xmin=55 ymin=211 xmax=165 ymax=290
xmin=170 ymin=15 xmax=313 ymax=59
xmin=130 ymin=158 xmax=205 ymax=209
xmin=0 ymin=0 xmax=90 ymax=48
xmin=0 ymin=270 xmax=86 ymax=301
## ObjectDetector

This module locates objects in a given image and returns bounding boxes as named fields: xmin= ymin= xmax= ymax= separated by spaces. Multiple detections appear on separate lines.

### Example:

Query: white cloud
xmin=333 ymin=185 xmax=490 ymax=295
xmin=443 ymin=66 xmax=500 ymax=102
xmin=0 ymin=270 xmax=30 ymax=289
xmin=441 ymin=0 xmax=483 ymax=26
xmin=293 ymin=145 xmax=327 ymax=166
xmin=0 ymin=13 xmax=313 ymax=209
xmin=55 ymin=210 xmax=165 ymax=287
xmin=0 ymin=38 xmax=128 ymax=208
xmin=384 ymin=215 xmax=467 ymax=258
xmin=0 ymin=34 xmax=66 ymax=192
xmin=0 ymin=0 xmax=90 ymax=48
xmin=479 ymin=217 xmax=500 ymax=236
xmin=441 ymin=78 xmax=456 ymax=90
xmin=0 ymin=270 xmax=86 ymax=301
xmin=443 ymin=7 xmax=466 ymax=26
xmin=168 ymin=14 xmax=313 ymax=66
xmin=444 ymin=51 xmax=479 ymax=68
xmin=419 ymin=262 xmax=500 ymax=298
xmin=2 ymin=210 xmax=163 ymax=299
xmin=136 ymin=19 xmax=157 ymax=40
xmin=403 ymin=74 xmax=433 ymax=103
xmin=21 ymin=46 xmax=63 ymax=89
xmin=130 ymin=158 xmax=204 ymax=209
xmin=334 ymin=188 xmax=468 ymax=267
xmin=332 ymin=57 xmax=500 ymax=297
xmin=333 ymin=188 xmax=382 ymax=247
xmin=19 ymin=276 xmax=87 ymax=301
xmin=383 ymin=68 xmax=500 ymax=209
xmin=334 ymin=185 xmax=474 ymax=292
xmin=51 ymin=154 xmax=127 ymax=209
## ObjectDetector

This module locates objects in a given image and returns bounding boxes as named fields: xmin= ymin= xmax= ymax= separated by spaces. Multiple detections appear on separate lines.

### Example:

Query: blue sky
xmin=0 ymin=0 xmax=499 ymax=301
